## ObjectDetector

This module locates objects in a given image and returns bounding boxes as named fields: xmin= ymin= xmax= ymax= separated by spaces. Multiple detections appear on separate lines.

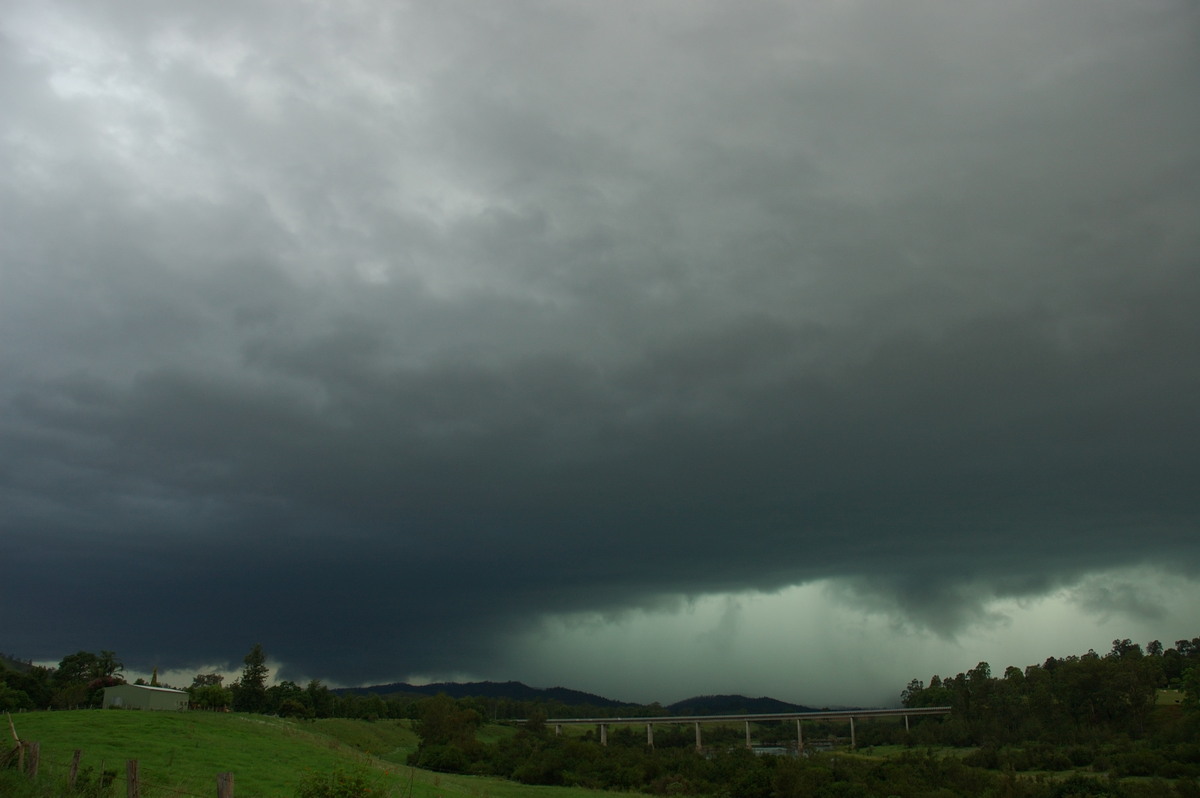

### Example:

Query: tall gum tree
xmin=232 ymin=643 xmax=269 ymax=713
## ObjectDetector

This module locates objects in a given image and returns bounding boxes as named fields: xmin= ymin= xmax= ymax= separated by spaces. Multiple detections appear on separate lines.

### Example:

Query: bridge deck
xmin=543 ymin=706 xmax=951 ymax=725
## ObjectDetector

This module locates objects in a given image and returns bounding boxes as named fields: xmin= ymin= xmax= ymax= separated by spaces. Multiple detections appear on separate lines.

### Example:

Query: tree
xmin=53 ymin=651 xmax=100 ymax=688
xmin=0 ymin=681 xmax=33 ymax=712
xmin=414 ymin=693 xmax=482 ymax=749
xmin=266 ymin=680 xmax=306 ymax=715
xmin=0 ymin=664 xmax=51 ymax=710
xmin=1109 ymin=639 xmax=1142 ymax=659
xmin=191 ymin=672 xmax=229 ymax=708
xmin=189 ymin=682 xmax=233 ymax=711
xmin=52 ymin=650 xmax=125 ymax=708
xmin=231 ymin=643 xmax=269 ymax=713
xmin=306 ymin=679 xmax=336 ymax=718
xmin=901 ymin=678 xmax=925 ymax=707
xmin=96 ymin=650 xmax=124 ymax=679
xmin=520 ymin=707 xmax=549 ymax=739
xmin=1182 ymin=665 xmax=1200 ymax=712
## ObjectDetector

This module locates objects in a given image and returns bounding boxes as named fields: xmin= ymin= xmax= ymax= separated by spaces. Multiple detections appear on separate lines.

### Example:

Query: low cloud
xmin=1069 ymin=576 xmax=1170 ymax=624
xmin=2 ymin=0 xmax=1198 ymax=700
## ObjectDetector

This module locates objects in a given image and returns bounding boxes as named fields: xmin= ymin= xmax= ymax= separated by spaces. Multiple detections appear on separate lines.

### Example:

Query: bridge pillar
xmin=904 ymin=715 xmax=909 ymax=732
xmin=555 ymin=724 xmax=562 ymax=737
xmin=646 ymin=723 xmax=654 ymax=748
xmin=694 ymin=722 xmax=702 ymax=752
xmin=796 ymin=718 xmax=803 ymax=753
xmin=599 ymin=724 xmax=608 ymax=746
xmin=745 ymin=720 xmax=752 ymax=749
xmin=849 ymin=717 xmax=856 ymax=749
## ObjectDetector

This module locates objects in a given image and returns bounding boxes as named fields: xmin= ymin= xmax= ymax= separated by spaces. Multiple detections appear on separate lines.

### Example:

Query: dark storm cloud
xmin=2 ymin=0 xmax=1198 ymax=684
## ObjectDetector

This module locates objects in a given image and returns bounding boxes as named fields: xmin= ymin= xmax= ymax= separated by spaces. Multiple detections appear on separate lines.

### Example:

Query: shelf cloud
xmin=3 ymin=0 xmax=1198 ymax=703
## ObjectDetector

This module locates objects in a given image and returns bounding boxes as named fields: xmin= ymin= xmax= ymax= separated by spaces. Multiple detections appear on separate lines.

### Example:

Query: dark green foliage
xmin=188 ymin=675 xmax=233 ymax=711
xmin=72 ymin=765 xmax=118 ymax=798
xmin=383 ymin=635 xmax=1200 ymax=796
xmin=890 ymin=636 xmax=1200 ymax=790
xmin=294 ymin=766 xmax=375 ymax=798
xmin=0 ymin=680 xmax=34 ymax=711
xmin=14 ymin=634 xmax=1200 ymax=797
xmin=413 ymin=693 xmax=481 ymax=748
xmin=391 ymin=692 xmax=1050 ymax=797
xmin=230 ymin=643 xmax=270 ymax=713
xmin=903 ymin=637 xmax=1200 ymax=748
xmin=405 ymin=693 xmax=484 ymax=771
xmin=0 ymin=764 xmax=117 ymax=798
xmin=46 ymin=651 xmax=126 ymax=708
xmin=306 ymin=679 xmax=337 ymax=718
xmin=53 ymin=651 xmax=122 ymax=687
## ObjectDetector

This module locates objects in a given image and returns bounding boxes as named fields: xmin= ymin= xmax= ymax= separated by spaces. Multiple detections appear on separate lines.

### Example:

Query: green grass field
xmin=2 ymin=710 xmax=633 ymax=798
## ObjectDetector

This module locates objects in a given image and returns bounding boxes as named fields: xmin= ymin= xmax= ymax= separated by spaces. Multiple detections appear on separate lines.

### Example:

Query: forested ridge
xmin=4 ymin=637 xmax=1200 ymax=797
xmin=901 ymin=637 xmax=1200 ymax=743
xmin=400 ymin=636 xmax=1200 ymax=797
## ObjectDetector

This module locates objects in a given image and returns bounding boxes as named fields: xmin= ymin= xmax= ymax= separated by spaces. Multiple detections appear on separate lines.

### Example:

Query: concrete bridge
xmin=537 ymin=706 xmax=951 ymax=752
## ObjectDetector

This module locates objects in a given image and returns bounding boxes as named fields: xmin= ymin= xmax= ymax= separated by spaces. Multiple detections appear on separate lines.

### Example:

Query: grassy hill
xmin=1 ymin=710 xmax=623 ymax=798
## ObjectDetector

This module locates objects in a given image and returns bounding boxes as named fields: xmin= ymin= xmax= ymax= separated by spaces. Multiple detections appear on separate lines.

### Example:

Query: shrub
xmin=1067 ymin=746 xmax=1096 ymax=767
xmin=295 ymin=767 xmax=374 ymax=798
xmin=73 ymin=765 xmax=118 ymax=798
xmin=1048 ymin=774 xmax=1117 ymax=797
xmin=963 ymin=746 xmax=999 ymax=769
xmin=1111 ymin=749 xmax=1168 ymax=778
xmin=408 ymin=744 xmax=469 ymax=773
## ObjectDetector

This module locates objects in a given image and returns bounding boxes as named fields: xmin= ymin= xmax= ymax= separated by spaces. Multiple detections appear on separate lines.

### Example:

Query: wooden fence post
xmin=217 ymin=771 xmax=235 ymax=798
xmin=69 ymin=749 xmax=82 ymax=789
xmin=126 ymin=759 xmax=140 ymax=798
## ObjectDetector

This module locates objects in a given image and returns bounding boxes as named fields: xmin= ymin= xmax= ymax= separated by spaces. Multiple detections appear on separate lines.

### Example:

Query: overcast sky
xmin=3 ymin=0 xmax=1199 ymax=708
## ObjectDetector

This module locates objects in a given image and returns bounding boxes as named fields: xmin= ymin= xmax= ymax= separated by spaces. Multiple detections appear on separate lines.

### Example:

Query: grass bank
xmin=2 ymin=710 xmax=629 ymax=798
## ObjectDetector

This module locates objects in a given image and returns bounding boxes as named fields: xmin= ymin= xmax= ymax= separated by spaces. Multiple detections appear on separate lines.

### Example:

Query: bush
xmin=73 ymin=765 xmax=117 ymax=798
xmin=1110 ymin=749 xmax=1168 ymax=778
xmin=1048 ymin=774 xmax=1118 ymax=797
xmin=1174 ymin=777 xmax=1200 ymax=798
xmin=408 ymin=744 xmax=469 ymax=773
xmin=1067 ymin=746 xmax=1096 ymax=767
xmin=1027 ymin=743 xmax=1073 ymax=771
xmin=963 ymin=746 xmax=999 ymax=769
xmin=295 ymin=767 xmax=374 ymax=798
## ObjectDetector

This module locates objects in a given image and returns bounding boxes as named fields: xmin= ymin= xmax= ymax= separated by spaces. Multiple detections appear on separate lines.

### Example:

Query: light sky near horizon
xmin=107 ymin=568 xmax=1200 ymax=708
xmin=3 ymin=0 xmax=1198 ymax=707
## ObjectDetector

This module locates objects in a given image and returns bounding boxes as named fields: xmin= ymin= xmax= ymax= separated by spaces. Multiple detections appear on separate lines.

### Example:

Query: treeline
xmin=0 ymin=644 xmax=627 ymax=722
xmin=901 ymin=637 xmax=1200 ymax=744
xmin=405 ymin=694 xmax=1010 ymax=798
xmin=402 ymin=684 xmax=1200 ymax=798
xmin=198 ymin=646 xmax=640 ymax=721
xmin=392 ymin=638 xmax=1200 ymax=798
xmin=0 ymin=649 xmax=125 ymax=711
xmin=7 ymin=637 xmax=1200 ymax=796
xmin=896 ymin=637 xmax=1200 ymax=782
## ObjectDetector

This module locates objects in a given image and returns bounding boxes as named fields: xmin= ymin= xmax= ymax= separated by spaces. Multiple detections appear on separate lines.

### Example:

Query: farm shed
xmin=103 ymin=683 xmax=189 ymax=711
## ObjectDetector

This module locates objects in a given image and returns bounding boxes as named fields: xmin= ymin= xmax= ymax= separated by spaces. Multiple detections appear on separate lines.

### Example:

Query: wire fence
xmin=6 ymin=740 xmax=234 ymax=798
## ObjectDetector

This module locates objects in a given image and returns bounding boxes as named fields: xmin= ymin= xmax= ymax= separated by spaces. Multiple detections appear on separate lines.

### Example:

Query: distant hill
xmin=0 ymin=652 xmax=36 ymax=673
xmin=666 ymin=694 xmax=818 ymax=715
xmin=332 ymin=681 xmax=832 ymax=716
xmin=332 ymin=680 xmax=637 ymax=709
